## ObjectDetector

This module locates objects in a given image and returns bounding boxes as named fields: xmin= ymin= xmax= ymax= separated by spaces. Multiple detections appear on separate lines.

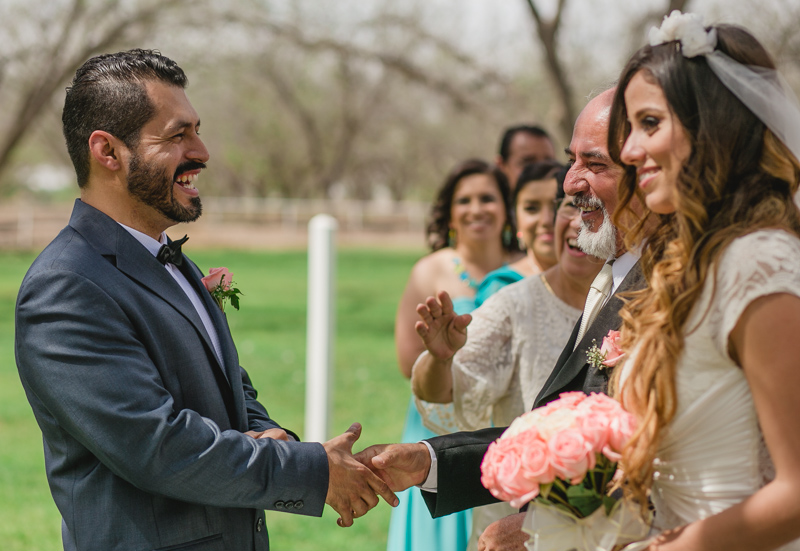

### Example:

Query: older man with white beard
xmin=356 ymin=88 xmax=646 ymax=551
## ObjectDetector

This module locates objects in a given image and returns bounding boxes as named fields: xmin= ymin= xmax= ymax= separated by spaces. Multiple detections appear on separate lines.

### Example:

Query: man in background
xmin=495 ymin=124 xmax=556 ymax=188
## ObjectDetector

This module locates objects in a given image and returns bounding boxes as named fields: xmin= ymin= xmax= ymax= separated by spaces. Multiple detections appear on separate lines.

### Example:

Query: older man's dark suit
xmin=421 ymin=262 xmax=644 ymax=517
xmin=16 ymin=200 xmax=329 ymax=551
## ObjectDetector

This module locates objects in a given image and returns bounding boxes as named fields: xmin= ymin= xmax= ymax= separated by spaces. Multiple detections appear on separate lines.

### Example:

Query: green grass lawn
xmin=0 ymin=246 xmax=424 ymax=551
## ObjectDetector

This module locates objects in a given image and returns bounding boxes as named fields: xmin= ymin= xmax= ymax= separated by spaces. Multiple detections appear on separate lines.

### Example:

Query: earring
xmin=502 ymin=224 xmax=512 ymax=248
xmin=448 ymin=228 xmax=456 ymax=248
xmin=516 ymin=231 xmax=527 ymax=251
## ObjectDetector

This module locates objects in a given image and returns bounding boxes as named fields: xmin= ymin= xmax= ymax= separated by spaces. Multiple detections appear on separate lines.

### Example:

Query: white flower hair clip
xmin=648 ymin=10 xmax=717 ymax=58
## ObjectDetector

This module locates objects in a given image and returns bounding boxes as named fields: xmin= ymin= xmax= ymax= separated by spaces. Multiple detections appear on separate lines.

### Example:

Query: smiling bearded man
xmin=126 ymin=150 xmax=204 ymax=223
xmin=14 ymin=49 xmax=397 ymax=551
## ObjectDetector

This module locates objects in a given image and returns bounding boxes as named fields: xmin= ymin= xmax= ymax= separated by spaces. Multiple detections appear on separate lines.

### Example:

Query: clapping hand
xmin=354 ymin=442 xmax=431 ymax=493
xmin=415 ymin=291 xmax=472 ymax=360
xmin=323 ymin=423 xmax=399 ymax=527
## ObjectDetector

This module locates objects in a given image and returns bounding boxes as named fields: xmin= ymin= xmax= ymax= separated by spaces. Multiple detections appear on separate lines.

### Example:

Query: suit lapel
xmin=533 ymin=261 xmax=644 ymax=407
xmin=177 ymin=259 xmax=247 ymax=428
xmin=178 ymin=259 xmax=240 ymax=386
xmin=68 ymin=201 xmax=232 ymax=391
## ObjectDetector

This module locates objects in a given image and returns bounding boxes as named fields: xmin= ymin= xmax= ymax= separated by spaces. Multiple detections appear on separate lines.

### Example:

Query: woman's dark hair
xmin=510 ymin=159 xmax=565 ymax=208
xmin=426 ymin=158 xmax=516 ymax=252
xmin=62 ymin=49 xmax=188 ymax=187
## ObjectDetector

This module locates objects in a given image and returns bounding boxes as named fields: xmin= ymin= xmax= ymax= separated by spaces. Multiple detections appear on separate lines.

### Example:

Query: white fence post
xmin=304 ymin=214 xmax=337 ymax=443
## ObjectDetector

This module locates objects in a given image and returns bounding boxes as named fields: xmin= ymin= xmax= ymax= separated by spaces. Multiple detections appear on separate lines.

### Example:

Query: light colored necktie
xmin=575 ymin=261 xmax=615 ymax=347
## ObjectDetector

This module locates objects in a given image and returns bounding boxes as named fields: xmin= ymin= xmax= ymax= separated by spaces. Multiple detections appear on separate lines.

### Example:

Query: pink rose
xmin=604 ymin=410 xmax=637 ymax=461
xmin=576 ymin=410 xmax=612 ymax=454
xmin=600 ymin=330 xmax=625 ymax=368
xmin=515 ymin=430 xmax=555 ymax=486
xmin=578 ymin=393 xmax=625 ymax=417
xmin=548 ymin=428 xmax=595 ymax=484
xmin=481 ymin=437 xmax=541 ymax=506
xmin=202 ymin=267 xmax=232 ymax=292
xmin=556 ymin=391 xmax=588 ymax=408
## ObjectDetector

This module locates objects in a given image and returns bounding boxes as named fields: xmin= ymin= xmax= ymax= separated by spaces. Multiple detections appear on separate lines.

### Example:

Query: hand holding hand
xmin=478 ymin=512 xmax=529 ymax=551
xmin=415 ymin=291 xmax=472 ymax=360
xmin=244 ymin=428 xmax=290 ymax=441
xmin=354 ymin=442 xmax=431 ymax=492
xmin=323 ymin=423 xmax=399 ymax=528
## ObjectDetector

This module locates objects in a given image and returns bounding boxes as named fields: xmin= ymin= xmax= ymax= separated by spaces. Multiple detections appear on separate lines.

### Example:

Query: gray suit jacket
xmin=15 ymin=200 xmax=328 ymax=551
xmin=421 ymin=262 xmax=644 ymax=518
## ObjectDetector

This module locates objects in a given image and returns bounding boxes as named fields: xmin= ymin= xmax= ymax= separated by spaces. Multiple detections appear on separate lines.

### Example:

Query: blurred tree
xmin=193 ymin=2 xmax=524 ymax=200
xmin=523 ymin=0 xmax=691 ymax=143
xmin=1 ymin=0 xmax=797 ymax=203
xmin=0 ymin=0 xmax=193 ymax=186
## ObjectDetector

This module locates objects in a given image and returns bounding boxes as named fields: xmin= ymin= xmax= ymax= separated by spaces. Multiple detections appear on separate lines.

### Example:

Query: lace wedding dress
xmin=413 ymin=274 xmax=581 ymax=551
xmin=622 ymin=230 xmax=800 ymax=550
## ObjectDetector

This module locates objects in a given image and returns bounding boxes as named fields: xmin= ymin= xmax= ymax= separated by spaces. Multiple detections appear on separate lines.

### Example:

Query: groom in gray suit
xmin=15 ymin=50 xmax=395 ymax=551
xmin=356 ymin=88 xmax=645 ymax=549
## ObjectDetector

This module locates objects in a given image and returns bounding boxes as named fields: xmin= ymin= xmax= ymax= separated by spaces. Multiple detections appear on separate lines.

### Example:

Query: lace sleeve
xmin=707 ymin=230 xmax=800 ymax=360
xmin=414 ymin=286 xmax=516 ymax=434
xmin=412 ymin=352 xmax=460 ymax=435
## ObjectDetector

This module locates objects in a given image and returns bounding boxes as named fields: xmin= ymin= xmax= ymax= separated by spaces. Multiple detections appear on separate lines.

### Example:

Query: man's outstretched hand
xmin=323 ymin=423 xmax=399 ymax=528
xmin=354 ymin=442 xmax=431 ymax=493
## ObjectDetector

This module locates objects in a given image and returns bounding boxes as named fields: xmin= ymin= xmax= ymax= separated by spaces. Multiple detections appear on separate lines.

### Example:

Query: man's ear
xmin=88 ymin=130 xmax=126 ymax=172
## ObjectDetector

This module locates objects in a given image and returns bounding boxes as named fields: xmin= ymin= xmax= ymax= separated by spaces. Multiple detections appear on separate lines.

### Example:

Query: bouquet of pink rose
xmin=481 ymin=392 xmax=648 ymax=551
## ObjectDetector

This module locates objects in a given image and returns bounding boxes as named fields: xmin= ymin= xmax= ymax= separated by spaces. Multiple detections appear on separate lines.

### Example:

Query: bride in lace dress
xmin=608 ymin=12 xmax=800 ymax=551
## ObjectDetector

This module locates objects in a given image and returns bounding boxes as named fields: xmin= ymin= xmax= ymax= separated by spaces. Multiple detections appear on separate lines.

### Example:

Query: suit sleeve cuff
xmin=417 ymin=440 xmax=438 ymax=492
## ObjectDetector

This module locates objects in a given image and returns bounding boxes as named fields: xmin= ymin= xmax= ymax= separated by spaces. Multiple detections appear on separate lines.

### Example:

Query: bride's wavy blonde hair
xmin=607 ymin=24 xmax=800 ymax=508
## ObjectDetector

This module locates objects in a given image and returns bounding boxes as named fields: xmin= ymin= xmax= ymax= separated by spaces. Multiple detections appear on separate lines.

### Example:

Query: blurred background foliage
xmin=1 ymin=0 xmax=799 ymax=202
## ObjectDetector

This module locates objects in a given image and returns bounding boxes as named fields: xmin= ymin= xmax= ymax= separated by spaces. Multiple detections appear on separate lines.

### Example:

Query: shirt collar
xmin=117 ymin=223 xmax=167 ymax=258
xmin=610 ymin=250 xmax=639 ymax=293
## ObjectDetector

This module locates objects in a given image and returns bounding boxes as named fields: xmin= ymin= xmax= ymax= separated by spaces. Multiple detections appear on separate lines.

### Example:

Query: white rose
xmin=648 ymin=10 xmax=716 ymax=58
xmin=648 ymin=26 xmax=669 ymax=47
xmin=658 ymin=10 xmax=685 ymax=41
xmin=682 ymin=26 xmax=717 ymax=57
xmin=536 ymin=408 xmax=579 ymax=441
xmin=502 ymin=409 xmax=545 ymax=439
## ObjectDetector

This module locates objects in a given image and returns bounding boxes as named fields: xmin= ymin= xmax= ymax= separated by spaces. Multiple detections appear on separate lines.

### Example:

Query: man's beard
xmin=575 ymin=196 xmax=618 ymax=260
xmin=127 ymin=152 xmax=203 ymax=224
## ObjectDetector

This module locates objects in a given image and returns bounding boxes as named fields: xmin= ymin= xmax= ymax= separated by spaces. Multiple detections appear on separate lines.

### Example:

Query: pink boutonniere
xmin=201 ymin=267 xmax=243 ymax=312
xmin=586 ymin=330 xmax=625 ymax=371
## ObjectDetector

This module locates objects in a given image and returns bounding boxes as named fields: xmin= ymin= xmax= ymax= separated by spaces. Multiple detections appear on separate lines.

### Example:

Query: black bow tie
xmin=156 ymin=235 xmax=189 ymax=267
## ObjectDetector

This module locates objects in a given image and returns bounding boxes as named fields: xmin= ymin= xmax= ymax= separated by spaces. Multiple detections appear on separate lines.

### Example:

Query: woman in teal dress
xmin=391 ymin=159 xmax=519 ymax=551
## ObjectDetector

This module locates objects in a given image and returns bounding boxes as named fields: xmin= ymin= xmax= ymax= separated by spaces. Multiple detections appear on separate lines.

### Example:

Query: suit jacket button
xmin=275 ymin=501 xmax=285 ymax=509
xmin=284 ymin=501 xmax=294 ymax=510
xmin=294 ymin=501 xmax=304 ymax=510
xmin=256 ymin=517 xmax=264 ymax=532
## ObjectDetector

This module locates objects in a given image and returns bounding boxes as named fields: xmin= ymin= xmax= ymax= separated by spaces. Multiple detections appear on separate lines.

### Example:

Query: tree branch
xmin=0 ymin=0 xmax=189 ymax=180
xmin=523 ymin=0 xmax=575 ymax=141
